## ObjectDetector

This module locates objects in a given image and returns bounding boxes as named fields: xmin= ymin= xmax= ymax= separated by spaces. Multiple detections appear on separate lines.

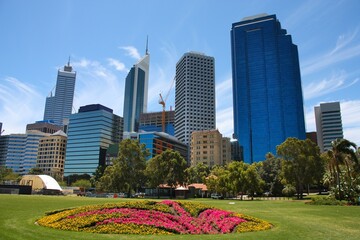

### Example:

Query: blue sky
xmin=1 ymin=0 xmax=360 ymax=146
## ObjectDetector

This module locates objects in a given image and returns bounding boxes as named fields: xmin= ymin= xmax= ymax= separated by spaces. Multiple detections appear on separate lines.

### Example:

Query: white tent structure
xmin=20 ymin=175 xmax=62 ymax=191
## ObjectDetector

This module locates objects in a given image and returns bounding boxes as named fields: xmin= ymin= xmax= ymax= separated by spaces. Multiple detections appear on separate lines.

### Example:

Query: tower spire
xmin=145 ymin=35 xmax=149 ymax=55
xmin=68 ymin=56 xmax=71 ymax=66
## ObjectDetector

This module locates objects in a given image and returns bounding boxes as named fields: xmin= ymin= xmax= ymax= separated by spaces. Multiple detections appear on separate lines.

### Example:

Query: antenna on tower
xmin=68 ymin=56 xmax=71 ymax=66
xmin=145 ymin=35 xmax=149 ymax=55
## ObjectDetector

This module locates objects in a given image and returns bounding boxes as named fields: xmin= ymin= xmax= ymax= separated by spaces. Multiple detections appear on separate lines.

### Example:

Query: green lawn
xmin=0 ymin=195 xmax=359 ymax=240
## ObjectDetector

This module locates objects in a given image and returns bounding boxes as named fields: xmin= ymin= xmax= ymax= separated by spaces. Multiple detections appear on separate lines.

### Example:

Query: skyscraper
xmin=123 ymin=47 xmax=149 ymax=133
xmin=64 ymin=104 xmax=123 ymax=176
xmin=44 ymin=60 xmax=76 ymax=126
xmin=175 ymin=52 xmax=216 ymax=145
xmin=231 ymin=14 xmax=306 ymax=163
xmin=315 ymin=102 xmax=343 ymax=152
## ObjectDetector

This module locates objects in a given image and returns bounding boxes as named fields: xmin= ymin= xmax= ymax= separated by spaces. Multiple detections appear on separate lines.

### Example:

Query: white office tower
xmin=315 ymin=102 xmax=344 ymax=152
xmin=175 ymin=52 xmax=216 ymax=145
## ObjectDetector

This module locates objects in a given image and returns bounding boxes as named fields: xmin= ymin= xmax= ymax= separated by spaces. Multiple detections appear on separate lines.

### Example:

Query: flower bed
xmin=36 ymin=200 xmax=272 ymax=235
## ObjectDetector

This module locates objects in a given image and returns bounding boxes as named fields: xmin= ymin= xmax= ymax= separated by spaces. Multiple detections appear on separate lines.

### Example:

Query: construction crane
xmin=158 ymin=76 xmax=175 ymax=133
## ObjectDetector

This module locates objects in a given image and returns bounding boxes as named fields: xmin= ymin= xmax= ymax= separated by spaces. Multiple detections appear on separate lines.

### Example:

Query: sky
xmin=1 ymin=0 xmax=360 ymax=146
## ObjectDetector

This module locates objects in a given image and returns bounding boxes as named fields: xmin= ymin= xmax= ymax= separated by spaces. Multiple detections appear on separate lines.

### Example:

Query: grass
xmin=0 ymin=195 xmax=359 ymax=240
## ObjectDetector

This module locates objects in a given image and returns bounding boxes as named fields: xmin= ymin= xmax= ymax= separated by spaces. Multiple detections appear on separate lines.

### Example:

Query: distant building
xmin=175 ymin=52 xmax=216 ymax=145
xmin=36 ymin=130 xmax=67 ymax=179
xmin=139 ymin=110 xmax=175 ymax=135
xmin=190 ymin=129 xmax=231 ymax=167
xmin=231 ymin=14 xmax=306 ymax=163
xmin=230 ymin=139 xmax=243 ymax=161
xmin=1 ymin=130 xmax=50 ymax=174
xmin=64 ymin=104 xmax=123 ymax=176
xmin=315 ymin=102 xmax=343 ymax=152
xmin=122 ymin=132 xmax=188 ymax=163
xmin=44 ymin=60 xmax=76 ymax=126
xmin=26 ymin=120 xmax=62 ymax=134
xmin=123 ymin=46 xmax=149 ymax=133
xmin=306 ymin=132 xmax=318 ymax=145
xmin=139 ymin=132 xmax=188 ymax=162
xmin=0 ymin=135 xmax=9 ymax=166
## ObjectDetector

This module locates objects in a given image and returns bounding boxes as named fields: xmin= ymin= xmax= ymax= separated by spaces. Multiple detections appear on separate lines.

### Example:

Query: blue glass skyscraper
xmin=123 ymin=48 xmax=149 ymax=133
xmin=231 ymin=14 xmax=306 ymax=163
xmin=64 ymin=104 xmax=123 ymax=176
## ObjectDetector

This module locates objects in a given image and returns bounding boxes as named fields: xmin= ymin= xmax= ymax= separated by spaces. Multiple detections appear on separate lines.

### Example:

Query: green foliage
xmin=282 ymin=185 xmax=296 ymax=199
xmin=206 ymin=165 xmax=229 ymax=196
xmin=185 ymin=163 xmax=210 ymax=184
xmin=0 ymin=166 xmax=20 ymax=183
xmin=277 ymin=138 xmax=322 ymax=199
xmin=326 ymin=138 xmax=359 ymax=202
xmin=64 ymin=174 xmax=91 ymax=186
xmin=90 ymin=165 xmax=106 ymax=187
xmin=227 ymin=161 xmax=248 ymax=198
xmin=259 ymin=153 xmax=283 ymax=196
xmin=307 ymin=195 xmax=346 ymax=206
xmin=71 ymin=179 xmax=91 ymax=189
xmin=28 ymin=167 xmax=44 ymax=175
xmin=244 ymin=164 xmax=265 ymax=199
xmin=99 ymin=139 xmax=149 ymax=194
xmin=146 ymin=149 xmax=187 ymax=188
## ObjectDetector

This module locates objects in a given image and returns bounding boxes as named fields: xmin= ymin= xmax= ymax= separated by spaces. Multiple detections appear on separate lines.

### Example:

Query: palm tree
xmin=327 ymin=138 xmax=358 ymax=200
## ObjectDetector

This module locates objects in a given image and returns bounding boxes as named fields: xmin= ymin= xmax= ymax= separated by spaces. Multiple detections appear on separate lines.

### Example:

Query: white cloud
xmin=107 ymin=58 xmax=128 ymax=72
xmin=216 ymin=106 xmax=233 ymax=138
xmin=303 ymin=71 xmax=359 ymax=100
xmin=0 ymin=77 xmax=43 ymax=134
xmin=301 ymin=28 xmax=360 ymax=76
xmin=119 ymin=46 xmax=141 ymax=60
xmin=72 ymin=58 xmax=125 ymax=115
xmin=216 ymin=76 xmax=233 ymax=110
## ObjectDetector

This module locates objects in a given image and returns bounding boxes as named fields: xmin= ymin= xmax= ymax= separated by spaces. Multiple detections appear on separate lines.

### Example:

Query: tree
xmin=28 ymin=167 xmax=43 ymax=175
xmin=146 ymin=149 xmax=187 ymax=198
xmin=99 ymin=139 xmax=149 ymax=195
xmin=327 ymin=138 xmax=358 ymax=201
xmin=205 ymin=165 xmax=230 ymax=197
xmin=277 ymin=138 xmax=321 ymax=199
xmin=227 ymin=161 xmax=248 ymax=200
xmin=258 ymin=153 xmax=283 ymax=196
xmin=244 ymin=164 xmax=264 ymax=200
xmin=185 ymin=163 xmax=210 ymax=184
xmin=0 ymin=167 xmax=20 ymax=184
xmin=71 ymin=179 xmax=91 ymax=189
xmin=90 ymin=165 xmax=106 ymax=187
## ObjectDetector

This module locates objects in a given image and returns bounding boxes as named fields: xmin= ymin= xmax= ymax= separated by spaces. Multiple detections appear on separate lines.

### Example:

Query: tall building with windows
xmin=123 ymin=47 xmax=149 ymax=133
xmin=175 ymin=52 xmax=215 ymax=145
xmin=1 ymin=131 xmax=49 ymax=174
xmin=231 ymin=14 xmax=306 ymax=163
xmin=315 ymin=102 xmax=343 ymax=152
xmin=190 ymin=129 xmax=231 ymax=167
xmin=44 ymin=60 xmax=76 ymax=126
xmin=37 ymin=130 xmax=67 ymax=179
xmin=64 ymin=104 xmax=123 ymax=176
xmin=139 ymin=110 xmax=175 ymax=136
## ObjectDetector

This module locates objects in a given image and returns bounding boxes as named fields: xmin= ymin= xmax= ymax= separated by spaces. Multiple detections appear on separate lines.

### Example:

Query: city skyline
xmin=1 ymin=0 xmax=360 ymax=146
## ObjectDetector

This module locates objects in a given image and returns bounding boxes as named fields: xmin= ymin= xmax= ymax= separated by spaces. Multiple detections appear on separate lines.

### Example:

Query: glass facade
xmin=123 ymin=53 xmax=149 ymax=133
xmin=64 ymin=104 xmax=123 ymax=176
xmin=231 ymin=14 xmax=306 ymax=163
xmin=1 ymin=131 xmax=49 ymax=174
xmin=44 ymin=63 xmax=76 ymax=126
xmin=138 ymin=132 xmax=188 ymax=162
